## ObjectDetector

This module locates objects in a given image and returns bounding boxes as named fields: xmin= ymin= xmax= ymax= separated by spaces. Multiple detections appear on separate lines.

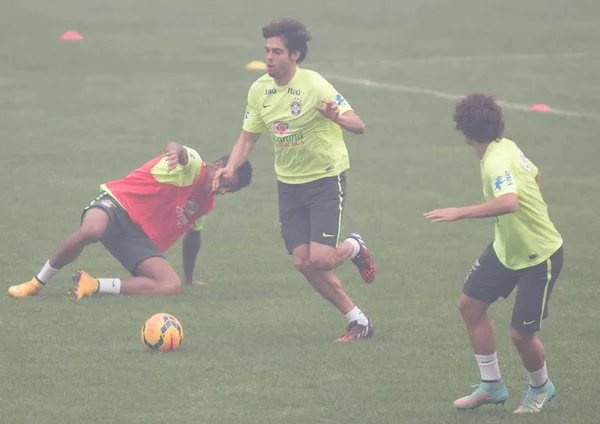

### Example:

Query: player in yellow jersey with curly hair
xmin=425 ymin=93 xmax=563 ymax=413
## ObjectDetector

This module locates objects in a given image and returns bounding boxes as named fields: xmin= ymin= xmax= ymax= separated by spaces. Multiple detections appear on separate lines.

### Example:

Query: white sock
xmin=344 ymin=306 xmax=369 ymax=326
xmin=475 ymin=352 xmax=502 ymax=382
xmin=98 ymin=278 xmax=121 ymax=294
xmin=344 ymin=238 xmax=360 ymax=259
xmin=528 ymin=362 xmax=548 ymax=388
xmin=36 ymin=260 xmax=59 ymax=284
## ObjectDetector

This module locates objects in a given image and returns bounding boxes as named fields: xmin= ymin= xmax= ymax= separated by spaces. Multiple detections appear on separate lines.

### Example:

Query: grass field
xmin=1 ymin=1 xmax=600 ymax=423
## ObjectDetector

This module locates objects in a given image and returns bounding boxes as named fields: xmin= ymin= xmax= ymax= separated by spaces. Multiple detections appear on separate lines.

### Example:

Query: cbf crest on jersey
xmin=290 ymin=97 xmax=302 ymax=116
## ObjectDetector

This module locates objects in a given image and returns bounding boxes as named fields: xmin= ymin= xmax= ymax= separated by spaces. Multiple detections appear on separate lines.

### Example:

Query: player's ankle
xmin=98 ymin=278 xmax=121 ymax=294
xmin=344 ymin=237 xmax=360 ymax=259
xmin=344 ymin=306 xmax=368 ymax=326
xmin=36 ymin=260 xmax=59 ymax=284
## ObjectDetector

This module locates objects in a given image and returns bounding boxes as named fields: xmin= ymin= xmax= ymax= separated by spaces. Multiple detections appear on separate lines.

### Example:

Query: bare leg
xmin=453 ymin=295 xmax=508 ymax=409
xmin=332 ymin=240 xmax=354 ymax=269
xmin=118 ymin=257 xmax=181 ymax=296
xmin=50 ymin=207 xmax=110 ymax=269
xmin=293 ymin=244 xmax=355 ymax=314
xmin=511 ymin=330 xmax=546 ymax=372
xmin=458 ymin=294 xmax=496 ymax=355
xmin=303 ymin=269 xmax=355 ymax=314
xmin=309 ymin=240 xmax=353 ymax=271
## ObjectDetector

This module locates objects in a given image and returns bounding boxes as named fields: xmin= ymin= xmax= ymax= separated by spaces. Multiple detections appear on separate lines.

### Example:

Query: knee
xmin=458 ymin=295 xmax=486 ymax=324
xmin=78 ymin=208 xmax=109 ymax=242
xmin=160 ymin=276 xmax=182 ymax=296
xmin=293 ymin=257 xmax=312 ymax=275
xmin=75 ymin=226 xmax=105 ymax=244
xmin=511 ymin=328 xmax=534 ymax=345
xmin=309 ymin=256 xmax=335 ymax=272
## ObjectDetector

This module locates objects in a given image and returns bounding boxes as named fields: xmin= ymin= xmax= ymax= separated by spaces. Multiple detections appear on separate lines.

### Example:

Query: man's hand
xmin=164 ymin=149 xmax=180 ymax=172
xmin=314 ymin=99 xmax=340 ymax=121
xmin=211 ymin=166 xmax=234 ymax=194
xmin=164 ymin=142 xmax=187 ymax=172
xmin=424 ymin=207 xmax=465 ymax=223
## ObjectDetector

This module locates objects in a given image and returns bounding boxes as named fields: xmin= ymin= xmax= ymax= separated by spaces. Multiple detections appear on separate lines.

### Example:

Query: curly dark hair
xmin=262 ymin=18 xmax=312 ymax=63
xmin=216 ymin=155 xmax=253 ymax=192
xmin=453 ymin=93 xmax=505 ymax=143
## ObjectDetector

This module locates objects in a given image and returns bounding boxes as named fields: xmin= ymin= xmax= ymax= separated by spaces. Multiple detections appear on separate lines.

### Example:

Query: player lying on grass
xmin=9 ymin=142 xmax=253 ymax=300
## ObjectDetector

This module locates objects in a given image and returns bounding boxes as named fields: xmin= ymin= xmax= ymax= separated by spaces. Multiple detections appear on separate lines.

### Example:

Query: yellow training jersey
xmin=481 ymin=138 xmax=562 ymax=270
xmin=242 ymin=67 xmax=353 ymax=184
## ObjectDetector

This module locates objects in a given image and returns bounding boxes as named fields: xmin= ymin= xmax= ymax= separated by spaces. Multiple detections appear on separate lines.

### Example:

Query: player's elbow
xmin=535 ymin=171 xmax=542 ymax=188
xmin=353 ymin=118 xmax=366 ymax=134
xmin=347 ymin=123 xmax=365 ymax=135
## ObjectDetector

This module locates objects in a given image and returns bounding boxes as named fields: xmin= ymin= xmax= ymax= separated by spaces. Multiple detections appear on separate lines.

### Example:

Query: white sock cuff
xmin=98 ymin=278 xmax=121 ymax=294
xmin=345 ymin=238 xmax=360 ymax=259
xmin=36 ymin=260 xmax=60 ymax=284
xmin=475 ymin=352 xmax=502 ymax=382
xmin=475 ymin=353 xmax=498 ymax=364
xmin=344 ymin=306 xmax=369 ymax=326
xmin=528 ymin=362 xmax=548 ymax=387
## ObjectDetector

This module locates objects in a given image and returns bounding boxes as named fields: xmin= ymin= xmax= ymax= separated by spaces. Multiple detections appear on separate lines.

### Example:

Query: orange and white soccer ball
xmin=141 ymin=313 xmax=184 ymax=352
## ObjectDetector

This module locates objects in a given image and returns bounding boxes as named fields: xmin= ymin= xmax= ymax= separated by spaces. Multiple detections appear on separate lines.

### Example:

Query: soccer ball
xmin=141 ymin=313 xmax=184 ymax=352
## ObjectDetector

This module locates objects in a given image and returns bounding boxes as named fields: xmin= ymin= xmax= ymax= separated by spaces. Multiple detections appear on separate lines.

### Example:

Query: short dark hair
xmin=217 ymin=155 xmax=253 ymax=192
xmin=453 ymin=93 xmax=505 ymax=143
xmin=262 ymin=18 xmax=312 ymax=63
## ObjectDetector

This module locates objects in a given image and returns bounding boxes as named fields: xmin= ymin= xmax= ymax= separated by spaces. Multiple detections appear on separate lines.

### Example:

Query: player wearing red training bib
xmin=9 ymin=142 xmax=253 ymax=300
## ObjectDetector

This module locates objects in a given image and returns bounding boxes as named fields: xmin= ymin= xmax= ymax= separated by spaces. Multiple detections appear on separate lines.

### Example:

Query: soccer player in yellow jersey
xmin=425 ymin=93 xmax=564 ymax=413
xmin=214 ymin=19 xmax=376 ymax=342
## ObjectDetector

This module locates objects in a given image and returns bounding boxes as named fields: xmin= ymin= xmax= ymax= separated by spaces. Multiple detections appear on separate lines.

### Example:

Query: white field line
xmin=323 ymin=73 xmax=600 ymax=120
xmin=320 ymin=51 xmax=600 ymax=67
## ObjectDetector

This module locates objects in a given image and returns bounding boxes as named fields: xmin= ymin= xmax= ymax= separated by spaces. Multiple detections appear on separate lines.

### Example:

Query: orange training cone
xmin=529 ymin=104 xmax=551 ymax=112
xmin=61 ymin=31 xmax=83 ymax=41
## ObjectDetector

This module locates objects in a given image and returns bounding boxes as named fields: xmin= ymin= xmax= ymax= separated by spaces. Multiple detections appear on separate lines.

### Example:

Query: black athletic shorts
xmin=83 ymin=192 xmax=165 ymax=275
xmin=278 ymin=173 xmax=346 ymax=254
xmin=463 ymin=243 xmax=564 ymax=333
